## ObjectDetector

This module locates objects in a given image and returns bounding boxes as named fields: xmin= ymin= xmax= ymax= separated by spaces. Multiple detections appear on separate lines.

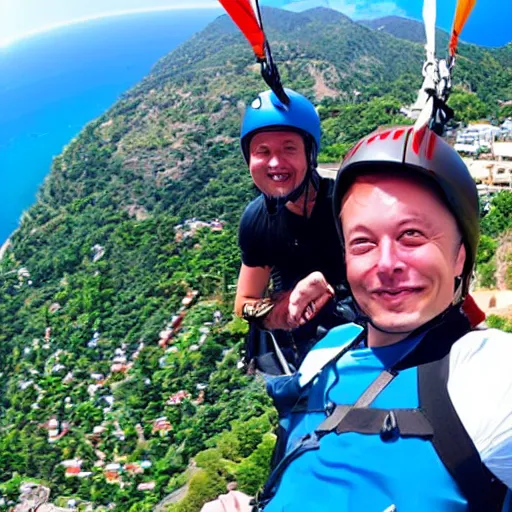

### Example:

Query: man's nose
xmin=376 ymin=238 xmax=405 ymax=276
xmin=268 ymin=152 xmax=282 ymax=168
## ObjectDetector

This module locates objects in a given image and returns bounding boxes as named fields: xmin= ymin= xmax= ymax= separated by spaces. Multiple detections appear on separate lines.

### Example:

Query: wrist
xmin=261 ymin=296 xmax=293 ymax=331
xmin=242 ymin=299 xmax=275 ymax=327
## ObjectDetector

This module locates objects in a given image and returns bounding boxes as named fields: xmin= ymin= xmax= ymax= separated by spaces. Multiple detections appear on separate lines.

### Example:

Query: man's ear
xmin=455 ymin=243 xmax=466 ymax=277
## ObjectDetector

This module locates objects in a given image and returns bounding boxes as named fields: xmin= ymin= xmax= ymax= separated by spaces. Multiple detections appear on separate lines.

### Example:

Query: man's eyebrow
xmin=345 ymin=225 xmax=373 ymax=237
xmin=252 ymin=141 xmax=269 ymax=149
xmin=397 ymin=215 xmax=434 ymax=229
xmin=345 ymin=216 xmax=434 ymax=237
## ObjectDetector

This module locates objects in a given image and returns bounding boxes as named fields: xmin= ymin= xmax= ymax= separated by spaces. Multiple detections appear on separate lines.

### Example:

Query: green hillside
xmin=1 ymin=7 xmax=511 ymax=511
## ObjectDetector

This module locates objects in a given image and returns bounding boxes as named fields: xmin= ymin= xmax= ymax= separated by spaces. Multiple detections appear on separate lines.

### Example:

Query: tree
xmin=235 ymin=433 xmax=275 ymax=496
xmin=448 ymin=91 xmax=490 ymax=124
xmin=481 ymin=191 xmax=512 ymax=238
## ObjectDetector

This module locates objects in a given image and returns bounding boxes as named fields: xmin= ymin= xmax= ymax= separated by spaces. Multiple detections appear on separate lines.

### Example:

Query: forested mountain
xmin=1 ymin=7 xmax=511 ymax=511
xmin=359 ymin=15 xmax=512 ymax=84
xmin=359 ymin=15 xmax=449 ymax=44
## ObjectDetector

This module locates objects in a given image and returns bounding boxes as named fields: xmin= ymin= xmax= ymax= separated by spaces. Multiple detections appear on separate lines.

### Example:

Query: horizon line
xmin=0 ymin=3 xmax=222 ymax=49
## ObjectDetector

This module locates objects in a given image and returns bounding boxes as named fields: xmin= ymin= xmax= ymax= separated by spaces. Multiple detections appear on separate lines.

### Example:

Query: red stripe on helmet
xmin=412 ymin=125 xmax=428 ymax=155
xmin=378 ymin=130 xmax=392 ymax=140
xmin=392 ymin=128 xmax=406 ymax=140
xmin=366 ymin=133 xmax=379 ymax=145
xmin=426 ymin=130 xmax=438 ymax=160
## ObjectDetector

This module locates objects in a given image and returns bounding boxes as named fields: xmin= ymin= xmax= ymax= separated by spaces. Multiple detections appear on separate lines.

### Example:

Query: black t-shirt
xmin=238 ymin=178 xmax=347 ymax=356
xmin=239 ymin=178 xmax=345 ymax=293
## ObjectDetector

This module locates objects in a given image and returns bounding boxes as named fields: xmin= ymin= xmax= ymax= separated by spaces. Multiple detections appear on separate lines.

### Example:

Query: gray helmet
xmin=333 ymin=126 xmax=480 ymax=298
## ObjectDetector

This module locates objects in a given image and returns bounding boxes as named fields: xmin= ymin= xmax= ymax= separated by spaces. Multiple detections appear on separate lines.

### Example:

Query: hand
xmin=263 ymin=272 xmax=335 ymax=331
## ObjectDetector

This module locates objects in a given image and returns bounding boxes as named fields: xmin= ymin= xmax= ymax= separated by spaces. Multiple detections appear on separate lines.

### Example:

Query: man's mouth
xmin=373 ymin=287 xmax=424 ymax=299
xmin=268 ymin=173 xmax=291 ymax=182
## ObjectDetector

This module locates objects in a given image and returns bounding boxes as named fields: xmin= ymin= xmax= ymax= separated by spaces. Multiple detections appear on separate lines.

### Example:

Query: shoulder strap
xmin=418 ymin=353 xmax=507 ymax=512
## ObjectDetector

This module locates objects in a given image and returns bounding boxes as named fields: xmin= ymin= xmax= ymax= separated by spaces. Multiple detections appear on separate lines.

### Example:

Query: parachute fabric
xmin=449 ymin=0 xmax=477 ymax=57
xmin=218 ymin=0 xmax=266 ymax=60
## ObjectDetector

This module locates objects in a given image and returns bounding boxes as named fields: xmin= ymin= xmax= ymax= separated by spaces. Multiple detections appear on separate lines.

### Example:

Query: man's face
xmin=249 ymin=131 xmax=308 ymax=198
xmin=341 ymin=175 xmax=466 ymax=338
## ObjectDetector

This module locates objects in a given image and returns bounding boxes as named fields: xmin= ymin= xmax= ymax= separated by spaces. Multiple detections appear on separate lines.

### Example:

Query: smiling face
xmin=248 ymin=131 xmax=308 ymax=198
xmin=340 ymin=174 xmax=466 ymax=346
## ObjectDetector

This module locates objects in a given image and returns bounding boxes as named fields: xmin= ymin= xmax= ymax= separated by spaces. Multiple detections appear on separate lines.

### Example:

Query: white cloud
xmin=0 ymin=1 xmax=219 ymax=48
xmin=0 ymin=0 xmax=406 ymax=47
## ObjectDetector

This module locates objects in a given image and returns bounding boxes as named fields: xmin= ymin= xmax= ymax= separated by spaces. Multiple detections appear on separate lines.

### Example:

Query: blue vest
xmin=264 ymin=324 xmax=468 ymax=512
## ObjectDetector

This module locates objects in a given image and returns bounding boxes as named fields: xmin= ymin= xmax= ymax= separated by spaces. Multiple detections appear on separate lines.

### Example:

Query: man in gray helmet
xmin=256 ymin=126 xmax=512 ymax=511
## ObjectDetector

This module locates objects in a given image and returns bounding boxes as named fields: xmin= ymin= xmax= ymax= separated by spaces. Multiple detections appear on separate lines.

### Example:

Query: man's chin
xmin=261 ymin=188 xmax=290 ymax=199
xmin=369 ymin=312 xmax=424 ymax=335
xmin=274 ymin=187 xmax=295 ymax=198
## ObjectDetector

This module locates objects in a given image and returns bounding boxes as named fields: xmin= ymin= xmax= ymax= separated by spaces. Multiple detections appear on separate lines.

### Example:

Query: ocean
xmin=0 ymin=9 xmax=221 ymax=244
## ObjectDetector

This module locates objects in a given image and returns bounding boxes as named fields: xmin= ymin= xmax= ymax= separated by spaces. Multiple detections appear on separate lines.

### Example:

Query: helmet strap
xmin=452 ymin=275 xmax=464 ymax=305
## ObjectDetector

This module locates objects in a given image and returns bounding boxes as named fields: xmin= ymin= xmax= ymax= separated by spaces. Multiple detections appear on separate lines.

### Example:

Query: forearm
xmin=260 ymin=292 xmax=292 ymax=331
xmin=234 ymin=264 xmax=272 ymax=318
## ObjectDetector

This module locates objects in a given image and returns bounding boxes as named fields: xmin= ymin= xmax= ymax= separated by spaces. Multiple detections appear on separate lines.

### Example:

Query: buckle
xmin=380 ymin=410 xmax=399 ymax=442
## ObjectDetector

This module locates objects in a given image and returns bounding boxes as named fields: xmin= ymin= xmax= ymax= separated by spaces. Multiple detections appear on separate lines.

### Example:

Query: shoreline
xmin=0 ymin=237 xmax=12 ymax=261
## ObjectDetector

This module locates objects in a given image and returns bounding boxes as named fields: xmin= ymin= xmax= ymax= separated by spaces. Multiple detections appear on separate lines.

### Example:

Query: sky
xmin=0 ymin=0 xmax=510 ymax=48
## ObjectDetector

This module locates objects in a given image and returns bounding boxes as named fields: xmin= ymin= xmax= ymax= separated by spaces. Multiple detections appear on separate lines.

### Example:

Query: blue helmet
xmin=240 ymin=88 xmax=321 ymax=164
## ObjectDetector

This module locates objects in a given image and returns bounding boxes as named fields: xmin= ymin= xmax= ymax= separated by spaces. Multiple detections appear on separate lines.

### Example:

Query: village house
xmin=152 ymin=417 xmax=173 ymax=435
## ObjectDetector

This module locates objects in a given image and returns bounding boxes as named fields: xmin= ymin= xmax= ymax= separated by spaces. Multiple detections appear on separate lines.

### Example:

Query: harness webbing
xmin=316 ymin=369 xmax=396 ymax=434
xmin=257 ymin=308 xmax=508 ymax=511
xmin=334 ymin=408 xmax=434 ymax=438
xmin=419 ymin=352 xmax=507 ymax=512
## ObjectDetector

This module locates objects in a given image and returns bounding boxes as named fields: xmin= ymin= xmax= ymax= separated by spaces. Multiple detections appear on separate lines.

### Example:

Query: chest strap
xmin=333 ymin=407 xmax=433 ymax=437
xmin=316 ymin=369 xmax=398 ymax=435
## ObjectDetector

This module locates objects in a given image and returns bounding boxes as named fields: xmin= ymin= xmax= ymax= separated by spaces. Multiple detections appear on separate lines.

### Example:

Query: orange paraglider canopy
xmin=218 ymin=0 xmax=266 ymax=60
xmin=449 ymin=0 xmax=477 ymax=56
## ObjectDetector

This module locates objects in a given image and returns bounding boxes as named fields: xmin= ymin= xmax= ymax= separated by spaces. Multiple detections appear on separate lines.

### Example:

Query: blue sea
xmin=0 ymin=9 xmax=221 ymax=244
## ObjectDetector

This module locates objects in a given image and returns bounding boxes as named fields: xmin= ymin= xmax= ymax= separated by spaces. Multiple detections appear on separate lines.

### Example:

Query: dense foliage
xmin=0 ymin=7 xmax=510 ymax=511
xmin=476 ymin=192 xmax=512 ymax=289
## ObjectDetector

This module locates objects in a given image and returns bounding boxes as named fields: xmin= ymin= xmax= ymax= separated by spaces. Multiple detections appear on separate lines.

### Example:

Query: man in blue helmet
xmin=234 ymin=88 xmax=352 ymax=371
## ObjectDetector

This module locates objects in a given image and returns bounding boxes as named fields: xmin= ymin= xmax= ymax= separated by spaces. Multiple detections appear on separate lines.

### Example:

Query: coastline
xmin=0 ymin=237 xmax=12 ymax=261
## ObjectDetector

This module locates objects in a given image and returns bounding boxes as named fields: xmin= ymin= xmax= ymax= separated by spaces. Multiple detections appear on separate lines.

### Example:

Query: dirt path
xmin=154 ymin=464 xmax=200 ymax=511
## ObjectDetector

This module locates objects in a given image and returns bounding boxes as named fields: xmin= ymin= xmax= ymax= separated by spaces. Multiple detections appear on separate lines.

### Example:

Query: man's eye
xmin=349 ymin=238 xmax=374 ymax=254
xmin=400 ymin=230 xmax=425 ymax=243
xmin=402 ymin=230 xmax=422 ymax=237
xmin=352 ymin=238 xmax=370 ymax=245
